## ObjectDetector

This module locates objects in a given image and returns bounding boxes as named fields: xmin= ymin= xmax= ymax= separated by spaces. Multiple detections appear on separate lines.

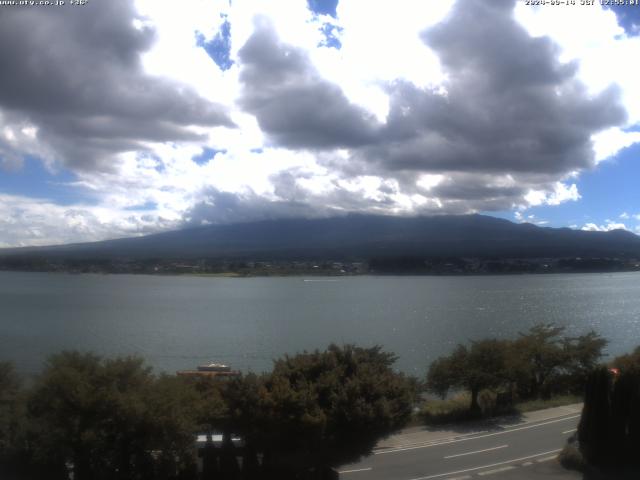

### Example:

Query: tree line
xmin=426 ymin=323 xmax=607 ymax=415
xmin=0 ymin=345 xmax=415 ymax=480
xmin=0 ymin=324 xmax=632 ymax=479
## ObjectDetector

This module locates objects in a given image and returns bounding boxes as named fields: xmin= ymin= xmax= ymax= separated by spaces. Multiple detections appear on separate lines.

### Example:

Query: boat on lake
xmin=197 ymin=363 xmax=231 ymax=372
xmin=177 ymin=362 xmax=239 ymax=378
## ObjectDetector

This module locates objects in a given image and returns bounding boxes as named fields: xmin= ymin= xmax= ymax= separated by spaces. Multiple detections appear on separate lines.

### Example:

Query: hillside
xmin=1 ymin=214 xmax=639 ymax=262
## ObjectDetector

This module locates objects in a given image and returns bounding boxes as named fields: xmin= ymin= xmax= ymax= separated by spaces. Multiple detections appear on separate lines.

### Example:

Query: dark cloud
xmin=429 ymin=174 xmax=525 ymax=202
xmin=0 ymin=0 xmax=233 ymax=171
xmin=237 ymin=18 xmax=380 ymax=149
xmin=365 ymin=0 xmax=625 ymax=176
xmin=185 ymin=170 xmax=433 ymax=227
xmin=232 ymin=0 xmax=626 ymax=217
xmin=184 ymin=187 xmax=326 ymax=226
xmin=269 ymin=169 xmax=399 ymax=212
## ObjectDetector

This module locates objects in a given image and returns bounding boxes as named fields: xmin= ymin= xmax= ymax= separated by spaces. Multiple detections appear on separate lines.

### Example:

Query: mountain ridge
xmin=1 ymin=214 xmax=639 ymax=262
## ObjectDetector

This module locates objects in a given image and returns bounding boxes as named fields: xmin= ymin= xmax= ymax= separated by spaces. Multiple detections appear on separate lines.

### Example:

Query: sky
xmin=1 ymin=0 xmax=640 ymax=247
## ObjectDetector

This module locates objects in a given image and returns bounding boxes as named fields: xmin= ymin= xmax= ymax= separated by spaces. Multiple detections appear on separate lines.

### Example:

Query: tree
xmin=0 ymin=361 xmax=35 ymax=479
xmin=578 ymin=366 xmax=613 ymax=467
xmin=0 ymin=362 xmax=21 ymax=455
xmin=425 ymin=354 xmax=459 ymax=400
xmin=511 ymin=324 xmax=568 ymax=398
xmin=611 ymin=346 xmax=640 ymax=371
xmin=222 ymin=373 xmax=268 ymax=479
xmin=231 ymin=344 xmax=415 ymax=478
xmin=143 ymin=375 xmax=200 ymax=480
xmin=426 ymin=340 xmax=509 ymax=415
xmin=578 ymin=364 xmax=640 ymax=470
xmin=562 ymin=331 xmax=608 ymax=393
xmin=27 ymin=351 xmax=200 ymax=480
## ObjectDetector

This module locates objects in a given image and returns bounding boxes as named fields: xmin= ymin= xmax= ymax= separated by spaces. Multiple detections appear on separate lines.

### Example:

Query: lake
xmin=1 ymin=271 xmax=639 ymax=377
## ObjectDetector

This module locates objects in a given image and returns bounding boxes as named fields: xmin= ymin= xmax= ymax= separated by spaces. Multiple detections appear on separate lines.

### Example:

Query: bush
xmin=578 ymin=366 xmax=640 ymax=470
xmin=559 ymin=439 xmax=586 ymax=472
xmin=425 ymin=324 xmax=607 ymax=414
xmin=420 ymin=391 xmax=497 ymax=425
xmin=514 ymin=395 xmax=582 ymax=414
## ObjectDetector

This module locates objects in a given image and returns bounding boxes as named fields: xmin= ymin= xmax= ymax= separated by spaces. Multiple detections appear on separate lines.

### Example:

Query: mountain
xmin=1 ymin=214 xmax=640 ymax=261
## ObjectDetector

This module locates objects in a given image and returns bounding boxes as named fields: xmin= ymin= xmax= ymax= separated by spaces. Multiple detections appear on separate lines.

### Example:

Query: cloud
xmin=234 ymin=0 xmax=624 ymax=214
xmin=1 ymin=0 xmax=639 ymax=247
xmin=515 ymin=2 xmax=640 ymax=153
xmin=582 ymin=221 xmax=628 ymax=232
xmin=364 ymin=0 xmax=624 ymax=176
xmin=184 ymin=187 xmax=325 ymax=226
xmin=0 ymin=0 xmax=233 ymax=172
xmin=0 ymin=193 xmax=177 ymax=248
xmin=237 ymin=18 xmax=380 ymax=149
xmin=591 ymin=127 xmax=640 ymax=163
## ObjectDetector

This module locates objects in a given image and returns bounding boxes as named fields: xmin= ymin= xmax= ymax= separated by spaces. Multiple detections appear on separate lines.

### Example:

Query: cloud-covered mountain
xmin=2 ymin=215 xmax=639 ymax=261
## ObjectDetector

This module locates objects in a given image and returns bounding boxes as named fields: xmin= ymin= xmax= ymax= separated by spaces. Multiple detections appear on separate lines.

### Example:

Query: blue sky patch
xmin=605 ymin=4 xmax=640 ymax=36
xmin=124 ymin=201 xmax=157 ymax=211
xmin=192 ymin=147 xmax=227 ymax=165
xmin=0 ymin=157 xmax=89 ymax=205
xmin=488 ymin=142 xmax=640 ymax=230
xmin=318 ymin=23 xmax=342 ymax=49
xmin=195 ymin=15 xmax=233 ymax=71
xmin=307 ymin=0 xmax=339 ymax=18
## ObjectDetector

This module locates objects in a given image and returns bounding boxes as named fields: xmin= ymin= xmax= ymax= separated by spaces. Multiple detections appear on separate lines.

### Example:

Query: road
xmin=338 ymin=406 xmax=581 ymax=480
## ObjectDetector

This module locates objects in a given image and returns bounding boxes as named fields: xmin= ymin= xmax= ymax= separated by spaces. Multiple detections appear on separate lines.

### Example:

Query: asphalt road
xmin=338 ymin=410 xmax=580 ymax=480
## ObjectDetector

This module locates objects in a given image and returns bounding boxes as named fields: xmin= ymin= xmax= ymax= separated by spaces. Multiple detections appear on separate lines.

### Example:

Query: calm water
xmin=1 ymin=271 xmax=640 ymax=377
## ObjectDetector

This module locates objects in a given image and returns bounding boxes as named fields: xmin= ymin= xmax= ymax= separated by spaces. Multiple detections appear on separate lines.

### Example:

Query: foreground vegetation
xmin=419 ymin=392 xmax=583 ymax=426
xmin=558 ymin=347 xmax=640 ymax=477
xmin=426 ymin=324 xmax=605 ymax=416
xmin=0 ymin=346 xmax=415 ymax=480
xmin=0 ymin=324 xmax=629 ymax=479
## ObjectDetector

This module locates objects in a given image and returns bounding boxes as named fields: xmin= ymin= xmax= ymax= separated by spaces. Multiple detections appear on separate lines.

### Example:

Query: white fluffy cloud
xmin=1 ymin=0 xmax=639 ymax=246
xmin=582 ymin=221 xmax=628 ymax=232
xmin=0 ymin=193 xmax=177 ymax=248
xmin=515 ymin=2 xmax=640 ymax=160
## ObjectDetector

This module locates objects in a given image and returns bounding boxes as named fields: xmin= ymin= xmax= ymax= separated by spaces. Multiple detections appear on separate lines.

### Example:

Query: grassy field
xmin=417 ymin=391 xmax=582 ymax=426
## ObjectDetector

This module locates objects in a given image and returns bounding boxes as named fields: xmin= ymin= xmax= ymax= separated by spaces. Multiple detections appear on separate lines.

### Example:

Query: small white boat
xmin=197 ymin=363 xmax=231 ymax=372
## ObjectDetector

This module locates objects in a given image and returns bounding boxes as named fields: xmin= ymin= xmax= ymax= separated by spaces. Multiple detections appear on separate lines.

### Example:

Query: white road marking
xmin=376 ymin=431 xmax=490 ymax=452
xmin=444 ymin=476 xmax=471 ymax=480
xmin=522 ymin=461 xmax=533 ymax=466
xmin=338 ymin=467 xmax=373 ymax=474
xmin=562 ymin=428 xmax=577 ymax=434
xmin=376 ymin=415 xmax=579 ymax=455
xmin=407 ymin=448 xmax=562 ymax=480
xmin=444 ymin=445 xmax=508 ymax=459
xmin=478 ymin=466 xmax=515 ymax=476
xmin=536 ymin=455 xmax=558 ymax=463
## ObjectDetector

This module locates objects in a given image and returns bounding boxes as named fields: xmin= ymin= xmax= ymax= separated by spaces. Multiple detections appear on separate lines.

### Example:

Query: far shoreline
xmin=1 ymin=267 xmax=640 ymax=278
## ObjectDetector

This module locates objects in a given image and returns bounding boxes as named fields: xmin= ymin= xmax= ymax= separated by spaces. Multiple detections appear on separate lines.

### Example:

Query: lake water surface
xmin=1 ymin=271 xmax=639 ymax=377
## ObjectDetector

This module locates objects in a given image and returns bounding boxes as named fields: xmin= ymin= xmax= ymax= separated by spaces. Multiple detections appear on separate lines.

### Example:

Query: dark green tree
xmin=222 ymin=373 xmax=268 ymax=479
xmin=578 ymin=366 xmax=613 ymax=467
xmin=425 ymin=354 xmax=460 ymax=400
xmin=233 ymin=344 xmax=415 ymax=479
xmin=0 ymin=362 xmax=21 ymax=456
xmin=426 ymin=340 xmax=509 ymax=415
xmin=143 ymin=375 xmax=200 ymax=480
xmin=27 ymin=352 xmax=199 ymax=480
xmin=511 ymin=324 xmax=568 ymax=398
xmin=561 ymin=330 xmax=608 ymax=394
